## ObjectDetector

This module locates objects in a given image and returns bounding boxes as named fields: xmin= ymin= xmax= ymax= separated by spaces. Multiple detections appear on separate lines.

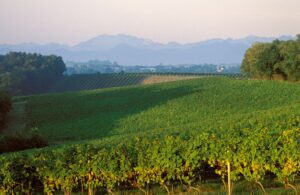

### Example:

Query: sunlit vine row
xmin=0 ymin=124 xmax=299 ymax=194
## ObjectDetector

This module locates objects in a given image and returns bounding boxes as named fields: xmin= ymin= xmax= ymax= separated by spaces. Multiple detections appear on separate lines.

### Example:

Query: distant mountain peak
xmin=73 ymin=34 xmax=161 ymax=51
xmin=0 ymin=34 xmax=296 ymax=66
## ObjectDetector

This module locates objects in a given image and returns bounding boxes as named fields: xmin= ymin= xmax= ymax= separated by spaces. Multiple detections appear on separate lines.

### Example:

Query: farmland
xmin=23 ymin=77 xmax=300 ymax=143
xmin=1 ymin=77 xmax=300 ymax=194
xmin=48 ymin=73 xmax=239 ymax=94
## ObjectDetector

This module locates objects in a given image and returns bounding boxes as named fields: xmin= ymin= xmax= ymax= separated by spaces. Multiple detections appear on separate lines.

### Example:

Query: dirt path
xmin=141 ymin=75 xmax=201 ymax=85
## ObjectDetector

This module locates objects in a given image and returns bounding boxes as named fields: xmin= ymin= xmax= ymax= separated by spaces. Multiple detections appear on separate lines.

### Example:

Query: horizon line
xmin=0 ymin=33 xmax=296 ymax=46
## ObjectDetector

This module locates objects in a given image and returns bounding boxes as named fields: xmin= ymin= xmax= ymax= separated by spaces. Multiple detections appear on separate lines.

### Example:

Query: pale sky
xmin=1 ymin=0 xmax=299 ymax=45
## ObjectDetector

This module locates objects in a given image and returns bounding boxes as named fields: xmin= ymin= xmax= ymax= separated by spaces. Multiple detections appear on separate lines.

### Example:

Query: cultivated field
xmin=49 ymin=73 xmax=203 ymax=93
xmin=48 ymin=73 xmax=242 ymax=94
xmin=1 ymin=77 xmax=300 ymax=194
xmin=23 ymin=77 xmax=300 ymax=144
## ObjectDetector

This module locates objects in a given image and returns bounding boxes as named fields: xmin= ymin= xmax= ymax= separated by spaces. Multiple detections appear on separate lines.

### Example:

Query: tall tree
xmin=275 ymin=39 xmax=300 ymax=81
xmin=241 ymin=37 xmax=300 ymax=81
xmin=241 ymin=42 xmax=280 ymax=79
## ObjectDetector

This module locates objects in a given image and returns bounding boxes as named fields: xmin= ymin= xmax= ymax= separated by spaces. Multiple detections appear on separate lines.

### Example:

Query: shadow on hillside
xmin=50 ymin=74 xmax=150 ymax=93
xmin=27 ymin=81 xmax=201 ymax=143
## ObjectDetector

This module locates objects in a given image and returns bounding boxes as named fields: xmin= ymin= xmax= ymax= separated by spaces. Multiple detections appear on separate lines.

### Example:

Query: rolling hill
xmin=1 ymin=77 xmax=300 ymax=194
xmin=21 ymin=77 xmax=300 ymax=144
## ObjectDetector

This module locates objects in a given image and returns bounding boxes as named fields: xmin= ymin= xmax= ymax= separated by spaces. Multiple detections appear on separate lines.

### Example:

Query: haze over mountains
xmin=0 ymin=34 xmax=294 ymax=66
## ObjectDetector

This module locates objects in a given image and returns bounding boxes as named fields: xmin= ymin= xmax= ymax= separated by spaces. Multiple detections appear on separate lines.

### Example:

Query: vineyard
xmin=49 ymin=73 xmax=243 ymax=94
xmin=50 ymin=73 xmax=148 ymax=93
xmin=1 ymin=77 xmax=300 ymax=194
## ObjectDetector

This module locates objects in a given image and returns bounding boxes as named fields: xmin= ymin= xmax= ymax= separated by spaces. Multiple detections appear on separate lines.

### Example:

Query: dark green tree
xmin=275 ymin=39 xmax=300 ymax=81
xmin=0 ymin=52 xmax=66 ymax=95
xmin=0 ymin=91 xmax=11 ymax=130
xmin=241 ymin=37 xmax=300 ymax=81
xmin=241 ymin=42 xmax=280 ymax=79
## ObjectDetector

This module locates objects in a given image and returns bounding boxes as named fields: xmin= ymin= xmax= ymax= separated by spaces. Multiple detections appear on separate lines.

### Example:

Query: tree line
xmin=0 ymin=52 xmax=66 ymax=95
xmin=65 ymin=61 xmax=240 ymax=75
xmin=241 ymin=35 xmax=300 ymax=81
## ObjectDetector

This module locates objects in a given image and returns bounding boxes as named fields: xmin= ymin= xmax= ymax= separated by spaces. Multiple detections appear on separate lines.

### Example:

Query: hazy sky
xmin=1 ymin=0 xmax=299 ymax=45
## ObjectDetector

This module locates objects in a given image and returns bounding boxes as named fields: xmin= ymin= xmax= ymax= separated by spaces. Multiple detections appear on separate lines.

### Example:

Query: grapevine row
xmin=0 ymin=125 xmax=299 ymax=194
xmin=50 ymin=73 xmax=246 ymax=93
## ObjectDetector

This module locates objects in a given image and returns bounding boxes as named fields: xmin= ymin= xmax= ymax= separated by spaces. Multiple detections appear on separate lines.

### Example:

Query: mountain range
xmin=0 ymin=34 xmax=294 ymax=66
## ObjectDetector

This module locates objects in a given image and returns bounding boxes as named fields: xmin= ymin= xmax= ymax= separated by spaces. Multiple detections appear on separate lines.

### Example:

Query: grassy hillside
xmin=2 ymin=77 xmax=300 ymax=194
xmin=22 ymin=77 xmax=300 ymax=144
